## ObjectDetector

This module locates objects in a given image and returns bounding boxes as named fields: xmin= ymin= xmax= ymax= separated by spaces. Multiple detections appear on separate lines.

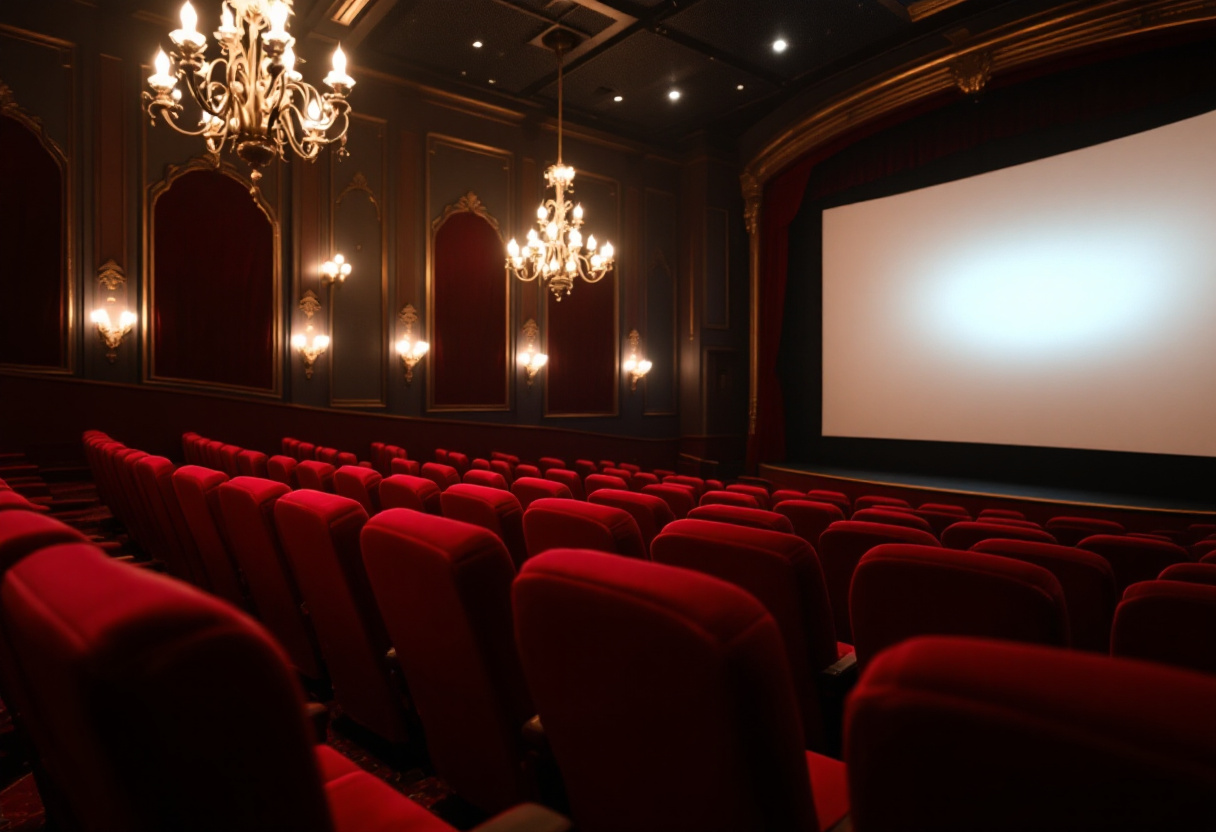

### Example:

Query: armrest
xmin=521 ymin=714 xmax=548 ymax=752
xmin=818 ymin=650 xmax=858 ymax=697
xmin=471 ymin=803 xmax=571 ymax=832
xmin=304 ymin=702 xmax=330 ymax=744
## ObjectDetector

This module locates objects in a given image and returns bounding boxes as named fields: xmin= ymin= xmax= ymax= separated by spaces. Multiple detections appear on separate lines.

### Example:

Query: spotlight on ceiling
xmin=772 ymin=38 xmax=788 ymax=53
xmin=668 ymin=89 xmax=681 ymax=101
xmin=473 ymin=40 xmax=483 ymax=48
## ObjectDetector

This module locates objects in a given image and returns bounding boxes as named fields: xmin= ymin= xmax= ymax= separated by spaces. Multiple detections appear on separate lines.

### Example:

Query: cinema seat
xmin=1203 ymin=550 xmax=1216 ymax=565
xmin=316 ymin=447 xmax=341 ymax=466
xmin=1111 ymin=580 xmax=1216 ymax=674
xmin=651 ymin=520 xmax=846 ymax=752
xmin=513 ymin=464 xmax=541 ymax=480
xmin=940 ymin=520 xmax=1056 ymax=550
xmin=0 ymin=490 xmax=48 ymax=513
xmin=573 ymin=459 xmax=597 ymax=479
xmin=266 ymin=455 xmax=298 ymax=487
xmin=334 ymin=465 xmax=383 ymax=515
xmin=584 ymin=473 xmax=629 ymax=497
xmin=773 ymin=500 xmax=847 ymax=551
xmin=274 ymin=491 xmax=413 ymax=744
xmin=171 ymin=465 xmax=247 ymax=608
xmin=850 ymin=508 xmax=934 ymax=535
xmin=522 ymin=499 xmax=646 ymax=560
xmin=490 ymin=460 xmax=515 ymax=486
xmin=807 ymin=490 xmax=851 ymax=515
xmin=845 ymin=636 xmax=1216 ymax=832
xmin=699 ymin=490 xmax=760 ymax=509
xmin=0 ymin=509 xmax=89 ymax=571
xmin=236 ymin=449 xmax=269 ymax=478
xmin=133 ymin=455 xmax=210 ymax=588
xmin=421 ymin=462 xmax=461 ymax=492
xmin=1046 ymin=515 xmax=1126 ymax=546
xmin=641 ymin=484 xmax=697 ymax=519
xmin=631 ymin=472 xmax=659 ymax=489
xmin=511 ymin=477 xmax=573 ymax=510
xmin=360 ymin=510 xmax=536 ymax=813
xmin=296 ymin=441 xmax=316 ymax=461
xmin=600 ymin=467 xmax=633 ymax=489
xmin=440 ymin=484 xmax=528 ymax=570
xmin=1157 ymin=562 xmax=1216 ymax=586
xmin=588 ymin=490 xmax=675 ymax=554
xmin=687 ymin=504 xmax=794 ymax=534
xmin=1078 ymin=534 xmax=1193 ymax=593
xmin=725 ymin=484 xmax=771 ymax=509
xmin=537 ymin=456 xmax=565 ymax=473
xmin=543 ymin=468 xmax=585 ymax=501
xmin=817 ymin=521 xmax=940 ymax=642
xmin=379 ymin=474 xmax=443 ymax=515
xmin=216 ymin=477 xmax=323 ymax=682
xmin=980 ymin=516 xmax=1044 ymax=530
xmin=219 ymin=445 xmax=243 ymax=476
xmin=853 ymin=495 xmax=910 ymax=512
xmin=446 ymin=452 xmax=470 ymax=476
xmin=295 ymin=461 xmax=336 ymax=493
xmin=0 ymin=543 xmax=569 ymax=832
xmin=772 ymin=489 xmax=810 ymax=505
xmin=663 ymin=475 xmax=706 ymax=499
xmin=978 ymin=508 xmax=1025 ymax=520
xmin=513 ymin=550 xmax=849 ymax=832
xmin=389 ymin=456 xmax=421 ymax=477
xmin=849 ymin=545 xmax=1069 ymax=667
xmin=463 ymin=469 xmax=510 ymax=491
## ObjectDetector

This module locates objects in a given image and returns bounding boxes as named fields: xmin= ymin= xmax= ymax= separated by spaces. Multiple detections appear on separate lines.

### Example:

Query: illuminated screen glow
xmin=822 ymin=108 xmax=1216 ymax=458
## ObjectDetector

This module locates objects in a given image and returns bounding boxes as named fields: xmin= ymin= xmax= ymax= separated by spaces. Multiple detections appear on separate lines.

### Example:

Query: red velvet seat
xmin=845 ymin=635 xmax=1216 ymax=831
xmin=971 ymin=538 xmax=1117 ymax=652
xmin=850 ymin=508 xmax=934 ymax=535
xmin=513 ymin=464 xmax=541 ymax=480
xmin=1202 ymin=550 xmax=1216 ymax=565
xmin=489 ymin=460 xmax=514 ymax=486
xmin=266 ymin=455 xmax=298 ymax=487
xmin=600 ymin=467 xmax=634 ymax=489
xmin=181 ymin=431 xmax=204 ymax=465
xmin=447 ymin=452 xmax=470 ymax=476
xmin=440 ymin=484 xmax=528 ymax=570
xmin=522 ymin=498 xmax=646 ymax=560
xmin=380 ymin=474 xmax=443 ymax=514
xmin=295 ymin=461 xmax=336 ymax=493
xmin=980 ymin=516 xmax=1043 ymax=530
xmin=236 ymin=449 xmax=269 ymax=478
xmin=513 ymin=549 xmax=849 ymax=832
xmin=474 ymin=457 xmax=494 ymax=469
xmin=295 ymin=441 xmax=317 ymax=461
xmin=1046 ymin=515 xmax=1126 ymax=547
xmin=940 ymin=520 xmax=1056 ymax=550
xmin=573 ymin=459 xmax=597 ymax=479
xmin=663 ymin=475 xmax=706 ymax=499
xmin=465 ymin=469 xmax=510 ymax=490
xmin=853 ymin=495 xmax=910 ymax=512
xmin=543 ymin=468 xmax=585 ymax=501
xmin=537 ymin=457 xmax=565 ymax=473
xmin=631 ymin=471 xmax=659 ymax=489
xmin=390 ymin=456 xmax=421 ymax=477
xmin=584 ymin=473 xmax=629 ymax=497
xmin=978 ymin=507 xmax=1025 ymax=520
xmin=274 ymin=491 xmax=412 ymax=744
xmin=640 ymin=483 xmax=696 ymax=519
xmin=491 ymin=451 xmax=519 ymax=466
xmin=617 ymin=462 xmax=640 ymax=475
xmin=913 ymin=508 xmax=976 ymax=537
xmin=1078 ymin=534 xmax=1193 ymax=593
xmin=334 ymin=465 xmax=383 ymax=515
xmin=133 ymin=455 xmax=210 ymax=589
xmin=0 ymin=510 xmax=89 ymax=571
xmin=511 ymin=477 xmax=573 ymax=510
xmin=587 ymin=489 xmax=675 ymax=554
xmin=217 ymin=476 xmax=323 ymax=681
xmin=369 ymin=441 xmax=388 ymax=474
xmin=918 ymin=502 xmax=969 ymax=517
xmin=171 ymin=465 xmax=247 ymax=608
xmin=687 ymin=504 xmax=795 ymax=533
xmin=316 ymin=447 xmax=341 ymax=466
xmin=1111 ymin=580 xmax=1216 ymax=674
xmin=203 ymin=439 xmax=225 ymax=469
xmin=281 ymin=436 xmax=301 ymax=458
xmin=850 ymin=544 xmax=1069 ymax=667
xmin=807 ymin=489 xmax=851 ymax=515
xmin=422 ymin=462 xmax=461 ymax=492
xmin=361 ymin=510 xmax=535 ymax=812
xmin=817 ymin=521 xmax=940 ymax=642
xmin=699 ymin=489 xmax=759 ymax=509
xmin=773 ymin=500 xmax=847 ymax=551
xmin=651 ymin=520 xmax=845 ymax=752
xmin=725 ymin=483 xmax=771 ymax=509
xmin=1158 ymin=562 xmax=1216 ymax=586
xmin=0 ymin=490 xmax=47 ymax=513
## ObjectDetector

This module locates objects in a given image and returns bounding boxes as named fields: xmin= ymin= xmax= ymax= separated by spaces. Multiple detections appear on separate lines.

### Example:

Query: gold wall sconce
xmin=519 ymin=318 xmax=548 ymax=388
xmin=321 ymin=253 xmax=352 ymax=284
xmin=394 ymin=303 xmax=429 ymax=384
xmin=92 ymin=260 xmax=137 ymax=363
xmin=623 ymin=328 xmax=652 ymax=391
xmin=292 ymin=289 xmax=329 ymax=380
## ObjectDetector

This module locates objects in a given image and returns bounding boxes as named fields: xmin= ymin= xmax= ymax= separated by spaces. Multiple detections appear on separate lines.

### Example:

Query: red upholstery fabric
xmin=217 ymin=477 xmax=323 ymax=680
xmin=390 ymin=457 xmax=421 ymax=477
xmin=440 ymin=484 xmax=528 ymax=570
xmin=219 ymin=445 xmax=242 ymax=477
xmin=134 ymin=455 xmax=209 ymax=588
xmin=513 ymin=549 xmax=848 ymax=832
xmin=1111 ymin=580 xmax=1216 ymax=674
xmin=687 ymin=504 xmax=795 ymax=534
xmin=631 ymin=472 xmax=659 ymax=489
xmin=941 ymin=520 xmax=1056 ymax=550
xmin=1202 ymin=550 xmax=1216 ymax=565
xmin=522 ymin=499 xmax=646 ymax=560
xmin=1079 ymin=534 xmax=1194 ymax=594
xmin=236 ymin=450 xmax=269 ymax=478
xmin=919 ymin=503 xmax=969 ymax=517
xmin=463 ymin=469 xmax=509 ymax=491
xmin=0 ymin=510 xmax=88 ymax=572
xmin=513 ymin=464 xmax=541 ymax=480
xmin=846 ymin=636 xmax=1216 ymax=832
xmin=663 ymin=475 xmax=706 ymax=498
xmin=296 ymin=442 xmax=317 ymax=461
xmin=369 ymin=442 xmax=388 ymax=473
xmin=971 ymin=539 xmax=1117 ymax=653
xmin=817 ymin=521 xmax=940 ymax=642
xmin=434 ymin=449 xmax=448 ymax=464
xmin=850 ymin=544 xmax=1069 ymax=667
xmin=537 ymin=457 xmax=565 ymax=473
xmin=490 ymin=451 xmax=519 ymax=466
xmin=853 ymin=495 xmax=910 ymax=512
xmin=360 ymin=510 xmax=534 ymax=812
xmin=543 ymin=469 xmax=585 ymax=501
xmin=472 ymin=459 xmax=492 ymax=471
xmin=1158 ymin=562 xmax=1216 ymax=586
xmin=317 ymin=745 xmax=454 ymax=832
xmin=596 ymin=459 xmax=615 ymax=471
xmin=914 ymin=508 xmax=976 ymax=537
xmin=267 ymin=455 xmax=298 ymax=487
xmin=282 ymin=437 xmax=301 ymax=457
xmin=587 ymin=490 xmax=675 ymax=554
xmin=0 ymin=491 xmax=47 ymax=513
xmin=651 ymin=519 xmax=839 ymax=751
xmin=334 ymin=465 xmax=383 ymax=515
xmin=295 ymin=461 xmax=336 ymax=493
xmin=447 ymin=453 xmax=470 ymax=476
xmin=584 ymin=474 xmax=629 ymax=497
xmin=807 ymin=490 xmax=850 ymax=515
xmin=850 ymin=508 xmax=934 ymax=535
xmin=171 ymin=465 xmax=247 ymax=608
xmin=640 ymin=484 xmax=696 ymax=519
xmin=380 ymin=475 xmax=443 ymax=515
xmin=203 ymin=440 xmax=225 ymax=470
xmin=421 ymin=463 xmax=461 ymax=493
xmin=771 ymin=489 xmax=809 ymax=504
xmin=274 ymin=491 xmax=411 ymax=743
xmin=316 ymin=448 xmax=340 ymax=466
xmin=600 ymin=468 xmax=634 ymax=489
xmin=980 ymin=516 xmax=1043 ymax=530
xmin=336 ymin=452 xmax=359 ymax=468
xmin=978 ymin=508 xmax=1025 ymax=520
xmin=725 ymin=484 xmax=771 ymax=509
xmin=1046 ymin=515 xmax=1126 ymax=547
xmin=489 ymin=460 xmax=514 ymax=486
xmin=699 ymin=490 xmax=760 ymax=509
xmin=773 ymin=500 xmax=846 ymax=551
xmin=511 ymin=477 xmax=573 ymax=510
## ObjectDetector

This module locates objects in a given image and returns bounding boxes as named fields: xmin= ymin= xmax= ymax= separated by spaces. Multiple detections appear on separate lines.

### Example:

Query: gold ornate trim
xmin=431 ymin=190 xmax=501 ymax=235
xmin=97 ymin=259 xmax=126 ymax=291
xmin=299 ymin=289 xmax=322 ymax=320
xmin=335 ymin=171 xmax=381 ymax=222
xmin=950 ymin=49 xmax=993 ymax=95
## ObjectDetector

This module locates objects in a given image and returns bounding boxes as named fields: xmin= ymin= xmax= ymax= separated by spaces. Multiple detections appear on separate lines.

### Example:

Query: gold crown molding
xmin=299 ymin=289 xmax=322 ymax=320
xmin=0 ymin=80 xmax=69 ymax=167
xmin=97 ymin=260 xmax=126 ymax=291
xmin=432 ymin=190 xmax=501 ymax=235
xmin=950 ymin=49 xmax=993 ymax=95
xmin=336 ymin=171 xmax=381 ymax=222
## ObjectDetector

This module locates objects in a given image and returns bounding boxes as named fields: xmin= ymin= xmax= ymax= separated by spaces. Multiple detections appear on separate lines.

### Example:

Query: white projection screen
xmin=822 ymin=108 xmax=1216 ymax=458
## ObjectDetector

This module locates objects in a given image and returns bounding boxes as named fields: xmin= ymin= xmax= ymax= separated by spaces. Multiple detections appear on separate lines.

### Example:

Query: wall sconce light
xmin=321 ymin=253 xmax=352 ymax=284
xmin=623 ymin=328 xmax=652 ymax=391
xmin=292 ymin=289 xmax=329 ymax=380
xmin=519 ymin=317 xmax=548 ymax=388
xmin=92 ymin=260 xmax=136 ymax=363
xmin=394 ymin=303 xmax=429 ymax=384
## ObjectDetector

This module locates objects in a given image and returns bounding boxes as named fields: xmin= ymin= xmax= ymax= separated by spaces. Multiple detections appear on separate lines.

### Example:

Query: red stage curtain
xmin=546 ymin=270 xmax=617 ymax=415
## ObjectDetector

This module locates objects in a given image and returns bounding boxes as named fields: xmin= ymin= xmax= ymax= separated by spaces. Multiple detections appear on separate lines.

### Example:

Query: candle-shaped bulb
xmin=155 ymin=49 xmax=171 ymax=77
xmin=507 ymin=239 xmax=520 ymax=257
xmin=332 ymin=45 xmax=347 ymax=76
xmin=91 ymin=309 xmax=110 ymax=326
xmin=536 ymin=204 xmax=547 ymax=221
xmin=291 ymin=333 xmax=306 ymax=349
xmin=268 ymin=0 xmax=289 ymax=34
xmin=221 ymin=6 xmax=233 ymax=28
xmin=601 ymin=242 xmax=614 ymax=259
xmin=120 ymin=311 xmax=138 ymax=328
xmin=586 ymin=234 xmax=597 ymax=251
xmin=180 ymin=1 xmax=198 ymax=34
xmin=314 ymin=334 xmax=330 ymax=350
xmin=573 ymin=203 xmax=583 ymax=220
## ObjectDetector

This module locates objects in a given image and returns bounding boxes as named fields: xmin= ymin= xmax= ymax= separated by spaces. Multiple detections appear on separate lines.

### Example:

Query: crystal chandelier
xmin=143 ymin=0 xmax=355 ymax=190
xmin=506 ymin=31 xmax=614 ymax=301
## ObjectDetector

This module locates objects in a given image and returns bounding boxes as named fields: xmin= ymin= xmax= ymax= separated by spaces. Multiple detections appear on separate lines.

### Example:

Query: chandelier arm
xmin=145 ymin=102 xmax=212 ymax=137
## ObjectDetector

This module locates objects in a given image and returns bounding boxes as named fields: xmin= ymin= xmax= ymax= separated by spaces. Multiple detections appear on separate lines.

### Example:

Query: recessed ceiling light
xmin=488 ymin=78 xmax=496 ymax=84
xmin=668 ymin=89 xmax=681 ymax=101
xmin=613 ymin=94 xmax=623 ymax=102
xmin=772 ymin=38 xmax=788 ymax=53
xmin=736 ymin=84 xmax=745 ymax=91
xmin=473 ymin=40 xmax=483 ymax=48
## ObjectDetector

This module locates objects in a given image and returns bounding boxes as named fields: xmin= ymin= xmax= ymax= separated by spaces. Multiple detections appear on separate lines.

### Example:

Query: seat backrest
xmin=421 ymin=462 xmax=461 ymax=492
xmin=0 ymin=543 xmax=333 ymax=832
xmin=640 ymin=484 xmax=697 ymax=519
xmin=273 ymin=491 xmax=410 ymax=743
xmin=849 ymin=544 xmax=1069 ymax=667
xmin=463 ymin=469 xmax=509 ymax=491
xmin=215 ymin=477 xmax=322 ymax=681
xmin=971 ymin=538 xmax=1117 ymax=652
xmin=537 ymin=456 xmax=565 ymax=473
xmin=699 ymin=490 xmax=759 ymax=509
xmin=295 ymin=441 xmax=316 ymax=461
xmin=725 ymin=484 xmax=770 ymax=509
xmin=816 ymin=520 xmax=940 ymax=642
xmin=361 ymin=510 xmax=533 ymax=813
xmin=294 ymin=461 xmax=336 ymax=493
xmin=853 ymin=495 xmax=910 ymax=512
xmin=1111 ymin=580 xmax=1216 ymax=675
xmin=266 ymin=455 xmax=298 ymax=487
xmin=919 ymin=502 xmax=970 ymax=517
xmin=978 ymin=508 xmax=1025 ymax=520
xmin=171 ymin=465 xmax=246 ymax=608
xmin=511 ymin=476 xmax=573 ymax=510
xmin=845 ymin=635 xmax=1216 ymax=832
xmin=941 ymin=520 xmax=1057 ymax=550
xmin=522 ymin=499 xmax=646 ymax=560
xmin=0 ymin=510 xmax=89 ymax=572
xmin=236 ymin=449 xmax=269 ymax=478
xmin=584 ymin=474 xmax=629 ymax=497
xmin=513 ymin=464 xmax=541 ymax=480
xmin=445 ymin=452 xmax=470 ymax=475
xmin=631 ymin=472 xmax=659 ymax=489
xmin=600 ymin=468 xmax=633 ymax=489
xmin=390 ymin=456 xmax=421 ymax=477
xmin=133 ymin=455 xmax=209 ymax=589
xmin=687 ymin=504 xmax=794 ymax=534
xmin=543 ymin=468 xmax=585 ymax=501
xmin=651 ymin=520 xmax=839 ymax=751
xmin=587 ymin=490 xmax=675 ymax=554
xmin=379 ymin=474 xmax=443 ymax=514
xmin=663 ymin=475 xmax=706 ymax=498
xmin=850 ymin=508 xmax=934 ymax=535
xmin=489 ymin=459 xmax=514 ymax=486
xmin=219 ymin=444 xmax=242 ymax=476
xmin=333 ymin=465 xmax=383 ymax=515
xmin=572 ymin=459 xmax=597 ymax=479
xmin=513 ymin=550 xmax=829 ymax=832
xmin=807 ymin=490 xmax=851 ymax=515
xmin=440 ymin=484 xmax=528 ymax=570
xmin=1046 ymin=515 xmax=1126 ymax=547
xmin=1158 ymin=562 xmax=1216 ymax=586
xmin=1078 ymin=534 xmax=1194 ymax=594
xmin=772 ymin=500 xmax=847 ymax=551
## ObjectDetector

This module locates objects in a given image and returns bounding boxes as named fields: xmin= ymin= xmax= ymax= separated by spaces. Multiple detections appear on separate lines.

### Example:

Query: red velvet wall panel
xmin=431 ymin=211 xmax=507 ymax=409
xmin=0 ymin=115 xmax=65 ymax=369
xmin=546 ymin=270 xmax=617 ymax=415
xmin=151 ymin=168 xmax=276 ymax=392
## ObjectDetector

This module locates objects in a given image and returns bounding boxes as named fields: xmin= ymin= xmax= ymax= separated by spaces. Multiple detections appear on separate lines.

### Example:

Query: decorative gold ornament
xmin=394 ymin=303 xmax=429 ymax=384
xmin=623 ymin=328 xmax=652 ymax=392
xmin=518 ymin=317 xmax=548 ymax=388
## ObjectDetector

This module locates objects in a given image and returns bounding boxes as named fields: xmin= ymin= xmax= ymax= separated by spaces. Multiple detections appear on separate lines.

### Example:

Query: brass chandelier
xmin=506 ymin=30 xmax=614 ymax=301
xmin=143 ymin=0 xmax=354 ymax=189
